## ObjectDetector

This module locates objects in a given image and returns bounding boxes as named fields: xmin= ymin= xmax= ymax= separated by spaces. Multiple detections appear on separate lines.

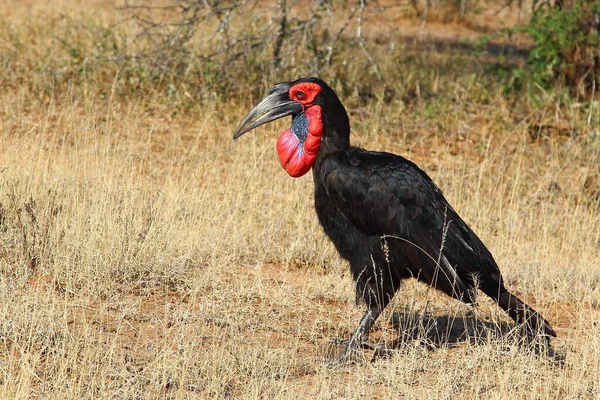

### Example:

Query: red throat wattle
xmin=276 ymin=105 xmax=322 ymax=177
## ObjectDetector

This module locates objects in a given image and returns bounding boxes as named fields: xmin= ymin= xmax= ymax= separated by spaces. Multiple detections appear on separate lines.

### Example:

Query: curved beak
xmin=233 ymin=82 xmax=303 ymax=139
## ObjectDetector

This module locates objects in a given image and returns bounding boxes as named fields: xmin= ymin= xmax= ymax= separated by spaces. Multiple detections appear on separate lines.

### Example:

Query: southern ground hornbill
xmin=233 ymin=77 xmax=556 ymax=362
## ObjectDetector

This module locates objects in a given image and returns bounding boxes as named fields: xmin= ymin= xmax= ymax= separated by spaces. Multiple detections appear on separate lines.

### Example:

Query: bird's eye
xmin=295 ymin=91 xmax=305 ymax=100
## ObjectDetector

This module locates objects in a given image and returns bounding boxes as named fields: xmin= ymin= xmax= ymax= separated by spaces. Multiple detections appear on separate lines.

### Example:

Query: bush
xmin=525 ymin=0 xmax=600 ymax=98
xmin=121 ymin=0 xmax=383 ymax=100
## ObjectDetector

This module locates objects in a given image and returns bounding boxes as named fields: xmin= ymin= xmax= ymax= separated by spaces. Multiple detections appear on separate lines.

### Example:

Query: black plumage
xmin=234 ymin=77 xmax=556 ymax=361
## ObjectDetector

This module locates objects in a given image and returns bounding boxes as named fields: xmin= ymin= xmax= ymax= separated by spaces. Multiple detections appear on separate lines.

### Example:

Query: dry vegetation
xmin=1 ymin=0 xmax=599 ymax=398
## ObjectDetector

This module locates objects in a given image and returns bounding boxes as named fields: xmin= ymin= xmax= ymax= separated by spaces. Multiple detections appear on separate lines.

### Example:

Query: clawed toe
xmin=371 ymin=341 xmax=400 ymax=361
xmin=330 ymin=337 xmax=377 ymax=350
xmin=327 ymin=337 xmax=377 ymax=365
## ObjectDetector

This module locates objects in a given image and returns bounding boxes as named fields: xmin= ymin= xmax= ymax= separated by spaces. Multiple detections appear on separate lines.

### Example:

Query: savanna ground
xmin=1 ymin=0 xmax=600 ymax=398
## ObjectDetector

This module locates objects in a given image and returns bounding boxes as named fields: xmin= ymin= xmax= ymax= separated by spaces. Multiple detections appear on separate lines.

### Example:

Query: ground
xmin=0 ymin=0 xmax=599 ymax=399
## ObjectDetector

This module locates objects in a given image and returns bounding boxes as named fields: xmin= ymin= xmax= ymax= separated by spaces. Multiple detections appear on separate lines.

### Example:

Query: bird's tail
xmin=497 ymin=290 xmax=556 ymax=337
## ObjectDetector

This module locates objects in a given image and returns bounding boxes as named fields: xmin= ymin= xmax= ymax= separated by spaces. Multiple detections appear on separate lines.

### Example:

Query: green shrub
xmin=525 ymin=0 xmax=600 ymax=98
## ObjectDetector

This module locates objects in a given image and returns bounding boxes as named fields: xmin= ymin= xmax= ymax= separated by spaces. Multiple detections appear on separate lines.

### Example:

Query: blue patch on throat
xmin=291 ymin=113 xmax=309 ymax=143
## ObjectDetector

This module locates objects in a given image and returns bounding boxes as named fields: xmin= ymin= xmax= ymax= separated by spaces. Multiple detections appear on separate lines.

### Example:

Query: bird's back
xmin=313 ymin=147 xmax=505 ymax=302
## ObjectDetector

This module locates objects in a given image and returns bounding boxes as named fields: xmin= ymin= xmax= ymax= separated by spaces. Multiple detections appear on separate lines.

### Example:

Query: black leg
xmin=334 ymin=308 xmax=381 ymax=364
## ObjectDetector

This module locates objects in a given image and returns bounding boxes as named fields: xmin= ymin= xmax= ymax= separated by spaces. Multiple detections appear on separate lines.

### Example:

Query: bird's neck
xmin=301 ymin=96 xmax=351 ymax=175
xmin=318 ymin=134 xmax=349 ymax=157
xmin=318 ymin=111 xmax=351 ymax=157
xmin=313 ymin=143 xmax=356 ymax=183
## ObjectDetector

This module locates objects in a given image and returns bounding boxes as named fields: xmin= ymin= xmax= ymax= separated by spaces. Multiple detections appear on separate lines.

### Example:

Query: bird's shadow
xmin=387 ymin=310 xmax=524 ymax=348
xmin=324 ymin=310 xmax=565 ymax=364
xmin=379 ymin=310 xmax=564 ymax=362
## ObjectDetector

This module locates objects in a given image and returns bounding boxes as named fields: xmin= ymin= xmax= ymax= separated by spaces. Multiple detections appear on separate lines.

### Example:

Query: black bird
xmin=233 ymin=77 xmax=556 ymax=361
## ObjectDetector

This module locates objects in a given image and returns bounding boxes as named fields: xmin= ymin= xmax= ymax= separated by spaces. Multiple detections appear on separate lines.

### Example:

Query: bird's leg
xmin=333 ymin=308 xmax=381 ymax=364
xmin=346 ymin=308 xmax=380 ymax=349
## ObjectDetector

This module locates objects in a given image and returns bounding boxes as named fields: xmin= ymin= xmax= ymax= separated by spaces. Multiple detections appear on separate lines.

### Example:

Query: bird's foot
xmin=330 ymin=337 xmax=378 ymax=350
xmin=329 ymin=346 xmax=362 ymax=366
xmin=326 ymin=337 xmax=376 ymax=366
xmin=328 ymin=338 xmax=405 ymax=364
xmin=371 ymin=339 xmax=402 ymax=361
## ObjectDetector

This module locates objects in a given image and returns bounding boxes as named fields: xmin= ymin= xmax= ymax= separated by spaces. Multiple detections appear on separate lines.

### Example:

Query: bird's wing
xmin=320 ymin=150 xmax=500 ymax=299
xmin=321 ymin=150 xmax=439 ymax=237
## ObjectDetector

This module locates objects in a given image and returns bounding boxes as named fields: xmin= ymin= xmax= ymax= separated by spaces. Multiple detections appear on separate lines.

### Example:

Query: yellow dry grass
xmin=1 ymin=1 xmax=599 ymax=399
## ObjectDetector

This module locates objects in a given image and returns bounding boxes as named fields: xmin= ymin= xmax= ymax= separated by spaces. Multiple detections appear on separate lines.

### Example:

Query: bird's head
xmin=233 ymin=77 xmax=349 ymax=178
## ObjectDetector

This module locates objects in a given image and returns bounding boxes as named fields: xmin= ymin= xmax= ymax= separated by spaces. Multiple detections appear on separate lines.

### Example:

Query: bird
xmin=233 ymin=77 xmax=556 ymax=362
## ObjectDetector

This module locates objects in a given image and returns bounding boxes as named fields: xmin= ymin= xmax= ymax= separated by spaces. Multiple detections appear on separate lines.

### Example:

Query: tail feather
xmin=497 ymin=290 xmax=556 ymax=337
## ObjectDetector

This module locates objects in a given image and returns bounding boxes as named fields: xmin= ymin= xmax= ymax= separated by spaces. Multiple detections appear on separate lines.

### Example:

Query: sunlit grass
xmin=0 ymin=0 xmax=599 ymax=398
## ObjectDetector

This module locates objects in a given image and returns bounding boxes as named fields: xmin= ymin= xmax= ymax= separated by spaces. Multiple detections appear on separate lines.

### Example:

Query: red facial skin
xmin=276 ymin=106 xmax=322 ymax=177
xmin=289 ymin=82 xmax=321 ymax=106
xmin=276 ymin=82 xmax=323 ymax=178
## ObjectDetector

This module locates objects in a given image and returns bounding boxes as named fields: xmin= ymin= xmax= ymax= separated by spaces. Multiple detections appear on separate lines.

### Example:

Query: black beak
xmin=233 ymin=82 xmax=303 ymax=139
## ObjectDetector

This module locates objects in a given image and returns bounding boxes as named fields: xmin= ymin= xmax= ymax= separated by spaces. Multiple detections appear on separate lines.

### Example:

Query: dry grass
xmin=1 ymin=1 xmax=600 ymax=399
